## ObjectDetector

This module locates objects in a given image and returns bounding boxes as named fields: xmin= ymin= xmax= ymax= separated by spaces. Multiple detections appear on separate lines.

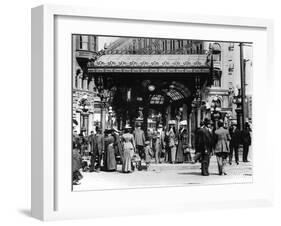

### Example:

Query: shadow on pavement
xmin=18 ymin=209 xmax=31 ymax=218
xmin=178 ymin=172 xmax=218 ymax=176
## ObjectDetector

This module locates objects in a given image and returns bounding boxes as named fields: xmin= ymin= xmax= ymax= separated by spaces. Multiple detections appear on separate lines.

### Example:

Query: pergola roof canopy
xmin=88 ymin=54 xmax=209 ymax=68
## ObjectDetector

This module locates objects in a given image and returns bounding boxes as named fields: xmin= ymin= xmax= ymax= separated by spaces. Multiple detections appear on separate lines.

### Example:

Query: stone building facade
xmin=72 ymin=34 xmax=100 ymax=135
xmin=72 ymin=35 xmax=252 ymax=136
xmin=202 ymin=42 xmax=253 ymax=124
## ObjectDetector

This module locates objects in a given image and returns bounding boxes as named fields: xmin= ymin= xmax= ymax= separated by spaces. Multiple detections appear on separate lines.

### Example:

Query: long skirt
xmin=176 ymin=141 xmax=184 ymax=163
xmin=106 ymin=144 xmax=117 ymax=171
xmin=144 ymin=148 xmax=152 ymax=164
xmin=170 ymin=146 xmax=176 ymax=163
xmin=122 ymin=148 xmax=133 ymax=172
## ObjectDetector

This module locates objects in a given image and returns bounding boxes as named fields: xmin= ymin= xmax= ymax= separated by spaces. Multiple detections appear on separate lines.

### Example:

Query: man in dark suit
xmin=241 ymin=122 xmax=251 ymax=162
xmin=197 ymin=118 xmax=213 ymax=176
xmin=89 ymin=127 xmax=104 ymax=172
xmin=133 ymin=123 xmax=146 ymax=162
xmin=229 ymin=121 xmax=241 ymax=165
xmin=88 ymin=130 xmax=96 ymax=172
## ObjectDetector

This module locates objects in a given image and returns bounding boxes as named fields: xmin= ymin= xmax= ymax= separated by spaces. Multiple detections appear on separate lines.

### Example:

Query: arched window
xmin=212 ymin=98 xmax=221 ymax=108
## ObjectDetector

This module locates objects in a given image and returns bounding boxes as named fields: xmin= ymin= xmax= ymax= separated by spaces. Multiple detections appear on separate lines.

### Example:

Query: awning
xmin=88 ymin=54 xmax=210 ymax=74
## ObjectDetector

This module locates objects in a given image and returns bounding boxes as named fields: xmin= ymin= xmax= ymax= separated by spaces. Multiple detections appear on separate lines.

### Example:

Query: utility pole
xmin=239 ymin=43 xmax=246 ymax=130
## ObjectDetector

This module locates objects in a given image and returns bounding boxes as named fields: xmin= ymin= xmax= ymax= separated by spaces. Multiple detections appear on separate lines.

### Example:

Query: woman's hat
xmin=124 ymin=124 xmax=132 ymax=129
xmin=179 ymin=120 xmax=187 ymax=126
xmin=168 ymin=120 xmax=176 ymax=125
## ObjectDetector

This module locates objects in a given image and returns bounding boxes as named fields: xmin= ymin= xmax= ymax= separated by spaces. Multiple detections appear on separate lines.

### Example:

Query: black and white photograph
xmin=72 ymin=35 xmax=253 ymax=191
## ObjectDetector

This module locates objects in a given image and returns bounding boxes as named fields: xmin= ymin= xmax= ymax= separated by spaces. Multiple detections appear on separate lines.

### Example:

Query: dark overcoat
xmin=196 ymin=127 xmax=213 ymax=154
xmin=241 ymin=129 xmax=251 ymax=146
xmin=72 ymin=149 xmax=82 ymax=172
xmin=229 ymin=127 xmax=241 ymax=147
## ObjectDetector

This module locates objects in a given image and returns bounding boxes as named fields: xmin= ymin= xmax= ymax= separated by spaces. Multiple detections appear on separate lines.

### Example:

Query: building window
xmin=228 ymin=63 xmax=234 ymax=72
xmin=199 ymin=44 xmax=203 ymax=54
xmin=213 ymin=79 xmax=221 ymax=87
xmin=229 ymin=42 xmax=234 ymax=51
xmin=79 ymin=35 xmax=89 ymax=50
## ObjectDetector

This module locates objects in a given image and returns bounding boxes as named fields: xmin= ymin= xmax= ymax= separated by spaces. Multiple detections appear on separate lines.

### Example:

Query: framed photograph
xmin=31 ymin=4 xmax=274 ymax=221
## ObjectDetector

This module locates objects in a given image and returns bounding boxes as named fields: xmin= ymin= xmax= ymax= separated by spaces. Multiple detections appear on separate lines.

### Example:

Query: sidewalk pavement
xmin=73 ymin=149 xmax=253 ymax=191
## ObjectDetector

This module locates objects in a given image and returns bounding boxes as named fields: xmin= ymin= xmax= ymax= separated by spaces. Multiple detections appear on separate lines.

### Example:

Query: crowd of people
xmin=72 ymin=118 xmax=252 ymax=185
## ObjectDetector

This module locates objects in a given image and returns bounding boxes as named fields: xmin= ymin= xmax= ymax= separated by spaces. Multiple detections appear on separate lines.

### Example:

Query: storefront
xmin=87 ymin=53 xmax=221 ymax=147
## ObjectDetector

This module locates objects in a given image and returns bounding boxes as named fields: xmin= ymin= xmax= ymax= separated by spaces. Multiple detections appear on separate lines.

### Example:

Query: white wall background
xmin=0 ymin=0 xmax=280 ymax=225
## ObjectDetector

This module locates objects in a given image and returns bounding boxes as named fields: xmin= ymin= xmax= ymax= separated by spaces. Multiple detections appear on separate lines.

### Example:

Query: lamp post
xmin=108 ymin=106 xmax=113 ymax=128
xmin=211 ymin=96 xmax=221 ymax=130
xmin=98 ymin=89 xmax=111 ymax=131
xmin=78 ymin=95 xmax=90 ymax=135
xmin=233 ymin=89 xmax=243 ymax=130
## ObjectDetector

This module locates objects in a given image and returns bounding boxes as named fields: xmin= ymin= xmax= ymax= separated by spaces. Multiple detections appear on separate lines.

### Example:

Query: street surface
xmin=73 ymin=149 xmax=252 ymax=191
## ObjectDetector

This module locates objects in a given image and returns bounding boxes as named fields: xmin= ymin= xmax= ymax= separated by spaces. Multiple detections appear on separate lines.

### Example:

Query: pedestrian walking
xmin=164 ymin=128 xmax=170 ymax=162
xmin=214 ymin=120 xmax=231 ymax=175
xmin=144 ymin=140 xmax=153 ymax=169
xmin=157 ymin=124 xmax=166 ymax=162
xmin=196 ymin=118 xmax=213 ymax=176
xmin=133 ymin=123 xmax=146 ymax=169
xmin=88 ymin=130 xmax=97 ymax=172
xmin=103 ymin=128 xmax=117 ymax=171
xmin=112 ymin=127 xmax=123 ymax=164
xmin=73 ymin=130 xmax=80 ymax=149
xmin=72 ymin=143 xmax=83 ymax=185
xmin=154 ymin=131 xmax=163 ymax=164
xmin=176 ymin=120 xmax=189 ymax=163
xmin=241 ymin=122 xmax=251 ymax=162
xmin=121 ymin=124 xmax=136 ymax=173
xmin=168 ymin=121 xmax=177 ymax=164
xmin=229 ymin=121 xmax=241 ymax=165
xmin=88 ymin=127 xmax=104 ymax=172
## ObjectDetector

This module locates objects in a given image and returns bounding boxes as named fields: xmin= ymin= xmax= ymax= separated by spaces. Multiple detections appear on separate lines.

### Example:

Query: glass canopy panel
xmin=150 ymin=95 xmax=165 ymax=104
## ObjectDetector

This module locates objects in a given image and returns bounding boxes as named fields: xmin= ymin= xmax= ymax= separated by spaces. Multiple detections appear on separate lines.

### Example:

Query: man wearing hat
xmin=133 ymin=122 xmax=146 ymax=169
xmin=89 ymin=127 xmax=104 ymax=172
xmin=214 ymin=120 xmax=231 ymax=175
xmin=157 ymin=124 xmax=166 ymax=161
xmin=229 ymin=121 xmax=241 ymax=165
xmin=196 ymin=118 xmax=213 ymax=176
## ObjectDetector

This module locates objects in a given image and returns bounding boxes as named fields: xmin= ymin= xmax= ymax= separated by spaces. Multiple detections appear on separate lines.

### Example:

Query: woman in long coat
xmin=103 ymin=129 xmax=117 ymax=171
xmin=168 ymin=125 xmax=177 ymax=164
xmin=121 ymin=125 xmax=136 ymax=173
xmin=176 ymin=121 xmax=188 ymax=163
xmin=214 ymin=120 xmax=231 ymax=175
xmin=154 ymin=131 xmax=163 ymax=164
